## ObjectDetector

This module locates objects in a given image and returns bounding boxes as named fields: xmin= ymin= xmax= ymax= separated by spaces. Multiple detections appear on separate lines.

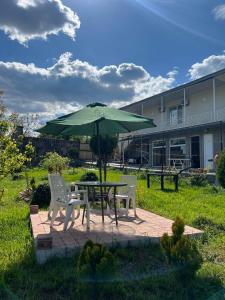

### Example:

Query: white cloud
xmin=188 ymin=53 xmax=225 ymax=80
xmin=0 ymin=0 xmax=80 ymax=44
xmin=213 ymin=4 xmax=225 ymax=20
xmin=0 ymin=52 xmax=177 ymax=120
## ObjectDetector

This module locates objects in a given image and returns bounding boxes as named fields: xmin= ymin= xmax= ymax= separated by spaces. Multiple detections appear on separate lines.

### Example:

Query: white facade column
xmin=122 ymin=142 xmax=125 ymax=165
xmin=140 ymin=136 xmax=143 ymax=165
xmin=141 ymin=103 xmax=144 ymax=115
xmin=183 ymin=88 xmax=186 ymax=124
xmin=160 ymin=96 xmax=164 ymax=128
xmin=213 ymin=78 xmax=216 ymax=121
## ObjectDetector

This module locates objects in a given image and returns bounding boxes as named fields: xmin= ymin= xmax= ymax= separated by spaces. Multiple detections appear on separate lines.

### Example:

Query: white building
xmin=121 ymin=68 xmax=225 ymax=170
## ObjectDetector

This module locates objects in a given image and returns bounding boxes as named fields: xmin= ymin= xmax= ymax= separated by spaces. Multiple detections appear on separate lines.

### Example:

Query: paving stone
xmin=31 ymin=208 xmax=203 ymax=263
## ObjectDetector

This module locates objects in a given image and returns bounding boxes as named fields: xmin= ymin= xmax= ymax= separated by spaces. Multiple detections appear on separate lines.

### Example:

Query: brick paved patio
xmin=30 ymin=208 xmax=203 ymax=263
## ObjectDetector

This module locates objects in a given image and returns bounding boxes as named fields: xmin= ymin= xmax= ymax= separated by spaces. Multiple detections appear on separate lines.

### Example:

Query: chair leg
xmin=64 ymin=205 xmax=73 ymax=231
xmin=82 ymin=206 xmax=86 ymax=225
xmin=48 ymin=200 xmax=54 ymax=219
xmin=125 ymin=198 xmax=129 ymax=217
xmin=132 ymin=197 xmax=137 ymax=217
xmin=50 ymin=206 xmax=59 ymax=227
xmin=71 ymin=208 xmax=75 ymax=222
xmin=76 ymin=205 xmax=81 ymax=220
xmin=106 ymin=202 xmax=110 ymax=215
xmin=86 ymin=203 xmax=90 ymax=230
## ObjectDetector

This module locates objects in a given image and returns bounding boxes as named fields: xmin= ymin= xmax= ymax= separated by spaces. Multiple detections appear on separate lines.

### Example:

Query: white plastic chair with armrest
xmin=48 ymin=174 xmax=90 ymax=230
xmin=108 ymin=175 xmax=137 ymax=217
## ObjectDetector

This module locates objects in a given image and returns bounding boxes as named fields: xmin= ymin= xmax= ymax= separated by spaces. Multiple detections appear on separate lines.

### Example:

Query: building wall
xmin=122 ymin=78 xmax=225 ymax=137
xmin=124 ymin=124 xmax=224 ymax=170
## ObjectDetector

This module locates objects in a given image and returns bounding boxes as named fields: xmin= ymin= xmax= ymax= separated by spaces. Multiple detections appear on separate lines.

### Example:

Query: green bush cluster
xmin=190 ymin=173 xmax=208 ymax=187
xmin=40 ymin=152 xmax=70 ymax=174
xmin=31 ymin=183 xmax=51 ymax=208
xmin=80 ymin=172 xmax=98 ymax=182
xmin=160 ymin=217 xmax=202 ymax=282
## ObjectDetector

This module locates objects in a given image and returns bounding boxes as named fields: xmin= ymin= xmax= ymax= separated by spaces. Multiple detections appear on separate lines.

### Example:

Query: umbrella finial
xmin=87 ymin=102 xmax=106 ymax=108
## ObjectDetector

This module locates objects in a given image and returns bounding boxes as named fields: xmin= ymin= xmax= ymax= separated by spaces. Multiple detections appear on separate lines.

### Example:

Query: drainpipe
xmin=183 ymin=88 xmax=186 ymax=125
xmin=161 ymin=96 xmax=164 ymax=128
xmin=220 ymin=121 xmax=223 ymax=151
xmin=213 ymin=78 xmax=216 ymax=121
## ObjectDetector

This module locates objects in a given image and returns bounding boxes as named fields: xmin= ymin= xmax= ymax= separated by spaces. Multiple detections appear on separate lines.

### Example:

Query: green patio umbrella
xmin=37 ymin=102 xmax=156 ymax=181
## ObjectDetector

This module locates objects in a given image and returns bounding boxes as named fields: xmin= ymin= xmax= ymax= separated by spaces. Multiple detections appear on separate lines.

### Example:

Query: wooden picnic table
xmin=147 ymin=172 xmax=179 ymax=191
xmin=146 ymin=167 xmax=192 ymax=192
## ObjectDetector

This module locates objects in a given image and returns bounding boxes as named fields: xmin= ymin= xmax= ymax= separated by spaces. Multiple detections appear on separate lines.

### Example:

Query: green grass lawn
xmin=0 ymin=167 xmax=224 ymax=299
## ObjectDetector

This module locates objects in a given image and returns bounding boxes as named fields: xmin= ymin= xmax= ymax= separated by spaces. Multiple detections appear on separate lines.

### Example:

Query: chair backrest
xmin=120 ymin=175 xmax=137 ymax=193
xmin=48 ymin=174 xmax=69 ymax=204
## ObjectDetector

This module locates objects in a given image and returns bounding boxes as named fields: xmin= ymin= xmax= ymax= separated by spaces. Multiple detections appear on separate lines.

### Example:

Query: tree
xmin=90 ymin=135 xmax=118 ymax=181
xmin=0 ymin=100 xmax=34 ymax=201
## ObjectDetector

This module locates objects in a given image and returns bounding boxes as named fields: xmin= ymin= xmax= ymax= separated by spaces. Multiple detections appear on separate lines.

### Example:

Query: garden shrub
xmin=193 ymin=216 xmax=225 ymax=233
xmin=190 ymin=173 xmax=208 ymax=187
xmin=216 ymin=149 xmax=225 ymax=188
xmin=80 ymin=172 xmax=98 ymax=182
xmin=160 ymin=217 xmax=202 ymax=283
xmin=138 ymin=171 xmax=147 ymax=180
xmin=11 ymin=173 xmax=24 ymax=180
xmin=70 ymin=159 xmax=84 ymax=168
xmin=31 ymin=183 xmax=51 ymax=208
xmin=40 ymin=152 xmax=70 ymax=174
xmin=77 ymin=240 xmax=116 ymax=298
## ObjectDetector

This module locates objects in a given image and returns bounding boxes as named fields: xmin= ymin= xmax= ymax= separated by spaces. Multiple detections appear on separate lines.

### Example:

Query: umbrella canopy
xmin=37 ymin=102 xmax=156 ymax=137
xmin=37 ymin=102 xmax=156 ymax=186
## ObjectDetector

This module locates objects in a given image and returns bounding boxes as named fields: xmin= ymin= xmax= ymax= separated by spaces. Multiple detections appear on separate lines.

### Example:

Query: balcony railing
xmin=135 ymin=108 xmax=225 ymax=136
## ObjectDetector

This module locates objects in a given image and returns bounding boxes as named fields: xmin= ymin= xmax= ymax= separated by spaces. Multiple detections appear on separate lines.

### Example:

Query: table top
xmin=147 ymin=172 xmax=178 ymax=176
xmin=76 ymin=181 xmax=127 ymax=187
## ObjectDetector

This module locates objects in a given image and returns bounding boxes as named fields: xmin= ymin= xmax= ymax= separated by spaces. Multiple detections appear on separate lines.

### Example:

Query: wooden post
xmin=174 ymin=175 xmax=179 ymax=192
xmin=161 ymin=174 xmax=164 ymax=190
xmin=147 ymin=174 xmax=150 ymax=188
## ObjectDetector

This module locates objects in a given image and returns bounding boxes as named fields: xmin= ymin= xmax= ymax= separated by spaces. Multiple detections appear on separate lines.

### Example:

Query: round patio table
xmin=75 ymin=181 xmax=127 ymax=226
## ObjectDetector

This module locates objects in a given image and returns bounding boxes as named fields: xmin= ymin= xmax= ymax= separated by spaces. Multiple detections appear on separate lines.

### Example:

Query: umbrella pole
xmin=96 ymin=121 xmax=102 ymax=183
xmin=96 ymin=121 xmax=104 ymax=223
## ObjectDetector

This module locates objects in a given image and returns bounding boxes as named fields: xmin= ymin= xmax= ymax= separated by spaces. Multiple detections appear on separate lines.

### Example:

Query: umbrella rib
xmin=116 ymin=121 xmax=132 ymax=133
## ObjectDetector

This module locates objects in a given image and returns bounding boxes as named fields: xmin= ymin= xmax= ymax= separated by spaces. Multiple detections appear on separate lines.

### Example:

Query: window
xmin=169 ymin=138 xmax=186 ymax=162
xmin=169 ymin=105 xmax=183 ymax=125
xmin=152 ymin=140 xmax=166 ymax=167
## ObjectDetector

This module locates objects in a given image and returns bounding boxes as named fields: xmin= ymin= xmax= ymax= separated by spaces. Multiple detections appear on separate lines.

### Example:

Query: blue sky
xmin=0 ymin=0 xmax=225 ymax=120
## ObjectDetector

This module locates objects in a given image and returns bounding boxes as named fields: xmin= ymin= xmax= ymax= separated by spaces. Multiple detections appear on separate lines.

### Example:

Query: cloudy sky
xmin=1 ymin=0 xmax=225 ymax=123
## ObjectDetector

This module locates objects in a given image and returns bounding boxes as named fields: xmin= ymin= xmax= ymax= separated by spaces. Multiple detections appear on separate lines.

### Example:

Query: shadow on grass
xmin=2 ymin=241 xmax=224 ymax=300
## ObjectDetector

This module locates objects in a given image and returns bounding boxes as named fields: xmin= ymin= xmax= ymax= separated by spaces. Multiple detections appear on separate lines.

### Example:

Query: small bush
xmin=80 ymin=172 xmax=98 ymax=182
xmin=172 ymin=216 xmax=185 ymax=244
xmin=70 ymin=159 xmax=84 ymax=168
xmin=138 ymin=171 xmax=147 ymax=180
xmin=160 ymin=217 xmax=202 ymax=283
xmin=216 ymin=149 xmax=225 ymax=188
xmin=77 ymin=240 xmax=116 ymax=298
xmin=40 ymin=152 xmax=70 ymax=174
xmin=31 ymin=183 xmax=51 ymax=208
xmin=190 ymin=174 xmax=208 ymax=187
xmin=11 ymin=173 xmax=24 ymax=180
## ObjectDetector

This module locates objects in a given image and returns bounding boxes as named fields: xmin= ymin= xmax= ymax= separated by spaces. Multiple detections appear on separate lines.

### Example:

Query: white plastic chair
xmin=48 ymin=174 xmax=90 ymax=231
xmin=108 ymin=175 xmax=137 ymax=217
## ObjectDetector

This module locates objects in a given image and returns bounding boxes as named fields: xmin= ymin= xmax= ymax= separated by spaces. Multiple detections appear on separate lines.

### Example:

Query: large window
xmin=169 ymin=105 xmax=183 ymax=125
xmin=152 ymin=140 xmax=166 ymax=167
xmin=169 ymin=138 xmax=186 ymax=163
